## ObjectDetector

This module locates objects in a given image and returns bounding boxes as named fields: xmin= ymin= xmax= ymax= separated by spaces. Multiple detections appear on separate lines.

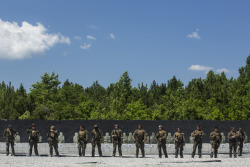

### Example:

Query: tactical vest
xmin=6 ymin=128 xmax=15 ymax=138
xmin=158 ymin=130 xmax=166 ymax=142
xmin=229 ymin=132 xmax=237 ymax=142
xmin=194 ymin=130 xmax=204 ymax=140
xmin=175 ymin=132 xmax=184 ymax=142
xmin=136 ymin=129 xmax=145 ymax=141
xmin=93 ymin=130 xmax=101 ymax=140
xmin=211 ymin=131 xmax=221 ymax=141
xmin=79 ymin=130 xmax=86 ymax=139
xmin=31 ymin=130 xmax=38 ymax=139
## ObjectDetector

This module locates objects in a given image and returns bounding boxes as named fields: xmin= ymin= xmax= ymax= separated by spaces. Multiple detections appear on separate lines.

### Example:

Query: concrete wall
xmin=0 ymin=143 xmax=249 ymax=156
xmin=0 ymin=120 xmax=249 ymax=143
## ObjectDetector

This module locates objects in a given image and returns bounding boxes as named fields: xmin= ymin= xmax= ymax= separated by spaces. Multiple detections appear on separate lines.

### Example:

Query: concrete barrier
xmin=0 ymin=142 xmax=249 ymax=156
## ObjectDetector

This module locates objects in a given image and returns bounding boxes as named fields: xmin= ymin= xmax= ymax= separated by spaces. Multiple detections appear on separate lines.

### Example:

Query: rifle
xmin=113 ymin=130 xmax=121 ymax=142
xmin=47 ymin=131 xmax=52 ymax=145
xmin=156 ymin=131 xmax=162 ymax=142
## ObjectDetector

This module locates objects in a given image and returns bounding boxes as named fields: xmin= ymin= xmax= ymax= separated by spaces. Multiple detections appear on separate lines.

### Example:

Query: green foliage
xmin=1 ymin=56 xmax=250 ymax=120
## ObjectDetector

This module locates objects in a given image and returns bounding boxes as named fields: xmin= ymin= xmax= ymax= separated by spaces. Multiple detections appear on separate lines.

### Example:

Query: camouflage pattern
xmin=133 ymin=129 xmax=147 ymax=158
xmin=210 ymin=131 xmax=222 ymax=158
xmin=3 ymin=127 xmax=17 ymax=156
xmin=236 ymin=129 xmax=246 ymax=156
xmin=156 ymin=129 xmax=168 ymax=158
xmin=27 ymin=127 xmax=40 ymax=156
xmin=78 ymin=129 xmax=88 ymax=157
xmin=91 ymin=128 xmax=103 ymax=157
xmin=191 ymin=129 xmax=205 ymax=158
xmin=174 ymin=131 xmax=185 ymax=158
xmin=228 ymin=131 xmax=237 ymax=158
xmin=47 ymin=129 xmax=59 ymax=157
xmin=111 ymin=128 xmax=123 ymax=157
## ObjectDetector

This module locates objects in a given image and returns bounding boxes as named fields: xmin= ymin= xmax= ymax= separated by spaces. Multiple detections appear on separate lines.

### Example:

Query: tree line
xmin=0 ymin=55 xmax=249 ymax=120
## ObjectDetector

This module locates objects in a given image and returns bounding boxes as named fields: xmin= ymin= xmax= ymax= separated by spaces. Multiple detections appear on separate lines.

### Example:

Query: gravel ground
xmin=0 ymin=154 xmax=249 ymax=167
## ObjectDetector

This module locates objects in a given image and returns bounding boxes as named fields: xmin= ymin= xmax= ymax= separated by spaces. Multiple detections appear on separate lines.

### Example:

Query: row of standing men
xmin=3 ymin=124 xmax=246 ymax=158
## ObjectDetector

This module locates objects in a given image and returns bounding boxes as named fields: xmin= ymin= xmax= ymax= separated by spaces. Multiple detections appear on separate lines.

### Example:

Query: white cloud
xmin=216 ymin=68 xmax=231 ymax=73
xmin=188 ymin=65 xmax=213 ymax=73
xmin=187 ymin=29 xmax=200 ymax=39
xmin=89 ymin=25 xmax=97 ymax=29
xmin=74 ymin=36 xmax=82 ymax=40
xmin=110 ymin=33 xmax=115 ymax=39
xmin=80 ymin=43 xmax=92 ymax=50
xmin=0 ymin=18 xmax=70 ymax=60
xmin=87 ymin=35 xmax=96 ymax=40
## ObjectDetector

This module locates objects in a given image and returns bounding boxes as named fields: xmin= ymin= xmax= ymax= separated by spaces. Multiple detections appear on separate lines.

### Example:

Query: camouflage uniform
xmin=91 ymin=126 xmax=103 ymax=157
xmin=3 ymin=127 xmax=17 ymax=156
xmin=191 ymin=129 xmax=205 ymax=158
xmin=156 ymin=129 xmax=168 ymax=158
xmin=174 ymin=131 xmax=185 ymax=158
xmin=228 ymin=131 xmax=237 ymax=158
xmin=47 ymin=129 xmax=59 ymax=157
xmin=210 ymin=131 xmax=222 ymax=158
xmin=133 ymin=129 xmax=147 ymax=158
xmin=27 ymin=127 xmax=40 ymax=156
xmin=236 ymin=129 xmax=246 ymax=156
xmin=78 ymin=129 xmax=88 ymax=157
xmin=111 ymin=128 xmax=123 ymax=157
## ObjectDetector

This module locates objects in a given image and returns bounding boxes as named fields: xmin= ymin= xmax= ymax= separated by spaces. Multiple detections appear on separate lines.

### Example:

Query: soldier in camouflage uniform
xmin=174 ymin=128 xmax=185 ymax=158
xmin=156 ymin=125 xmax=168 ymax=158
xmin=3 ymin=124 xmax=17 ymax=156
xmin=191 ymin=125 xmax=205 ymax=158
xmin=236 ymin=128 xmax=246 ymax=156
xmin=111 ymin=124 xmax=123 ymax=157
xmin=133 ymin=124 xmax=147 ymax=158
xmin=47 ymin=125 xmax=59 ymax=157
xmin=26 ymin=123 xmax=40 ymax=156
xmin=78 ymin=125 xmax=88 ymax=157
xmin=210 ymin=126 xmax=222 ymax=158
xmin=91 ymin=125 xmax=102 ymax=157
xmin=228 ymin=127 xmax=237 ymax=158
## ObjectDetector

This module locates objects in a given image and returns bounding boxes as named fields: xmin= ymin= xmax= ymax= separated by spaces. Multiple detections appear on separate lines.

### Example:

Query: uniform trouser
xmin=49 ymin=141 xmax=59 ymax=156
xmin=113 ymin=140 xmax=122 ymax=156
xmin=157 ymin=141 xmax=168 ymax=158
xmin=6 ymin=141 xmax=15 ymax=155
xmin=92 ymin=141 xmax=102 ymax=156
xmin=78 ymin=140 xmax=87 ymax=156
xmin=29 ymin=140 xmax=39 ymax=156
xmin=136 ymin=141 xmax=145 ymax=157
xmin=210 ymin=142 xmax=219 ymax=158
xmin=192 ymin=141 xmax=202 ymax=157
xmin=237 ymin=141 xmax=243 ymax=156
xmin=229 ymin=142 xmax=237 ymax=157
xmin=175 ymin=143 xmax=184 ymax=158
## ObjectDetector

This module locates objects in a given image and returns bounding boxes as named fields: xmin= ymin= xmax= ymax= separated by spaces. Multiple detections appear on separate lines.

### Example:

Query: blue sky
xmin=0 ymin=0 xmax=249 ymax=89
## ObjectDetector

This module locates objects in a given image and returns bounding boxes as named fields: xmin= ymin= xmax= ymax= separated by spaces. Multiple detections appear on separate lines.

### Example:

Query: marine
xmin=228 ymin=127 xmax=237 ymax=158
xmin=47 ymin=125 xmax=59 ymax=157
xmin=78 ymin=125 xmax=88 ymax=157
xmin=91 ymin=125 xmax=103 ymax=157
xmin=3 ymin=124 xmax=17 ymax=156
xmin=191 ymin=125 xmax=205 ymax=158
xmin=156 ymin=125 xmax=168 ymax=158
xmin=133 ymin=124 xmax=147 ymax=158
xmin=27 ymin=123 xmax=40 ymax=156
xmin=236 ymin=128 xmax=246 ymax=156
xmin=111 ymin=124 xmax=123 ymax=157
xmin=210 ymin=126 xmax=222 ymax=158
xmin=174 ymin=127 xmax=185 ymax=158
